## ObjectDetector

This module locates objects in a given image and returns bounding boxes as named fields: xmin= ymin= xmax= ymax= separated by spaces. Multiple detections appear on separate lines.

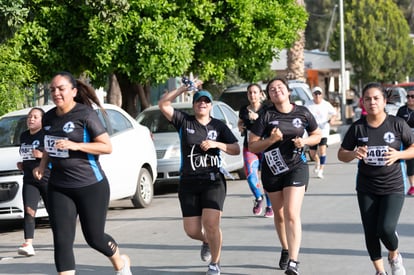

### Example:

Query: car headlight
xmin=164 ymin=145 xmax=181 ymax=159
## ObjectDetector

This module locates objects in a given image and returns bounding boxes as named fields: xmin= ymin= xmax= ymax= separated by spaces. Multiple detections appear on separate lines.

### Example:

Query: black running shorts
xmin=178 ymin=174 xmax=226 ymax=217
xmin=262 ymin=163 xmax=309 ymax=192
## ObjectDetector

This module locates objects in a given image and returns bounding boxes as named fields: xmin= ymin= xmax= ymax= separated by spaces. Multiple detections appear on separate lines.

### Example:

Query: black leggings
xmin=48 ymin=179 xmax=118 ymax=272
xmin=357 ymin=192 xmax=404 ymax=261
xmin=22 ymin=180 xmax=48 ymax=239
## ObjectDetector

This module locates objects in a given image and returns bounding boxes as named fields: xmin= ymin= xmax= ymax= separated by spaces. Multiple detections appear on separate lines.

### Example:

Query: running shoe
xmin=375 ymin=272 xmax=388 ymax=275
xmin=17 ymin=242 xmax=35 ymax=256
xmin=389 ymin=253 xmax=406 ymax=275
xmin=279 ymin=249 xmax=289 ymax=270
xmin=115 ymin=255 xmax=132 ymax=275
xmin=407 ymin=186 xmax=414 ymax=196
xmin=314 ymin=165 xmax=320 ymax=174
xmin=264 ymin=207 xmax=274 ymax=218
xmin=200 ymin=242 xmax=211 ymax=262
xmin=317 ymin=170 xmax=324 ymax=179
xmin=206 ymin=263 xmax=220 ymax=275
xmin=285 ymin=259 xmax=299 ymax=275
xmin=253 ymin=196 xmax=263 ymax=215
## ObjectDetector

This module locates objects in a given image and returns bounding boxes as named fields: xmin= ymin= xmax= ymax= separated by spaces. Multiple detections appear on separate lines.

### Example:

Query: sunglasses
xmin=407 ymin=95 xmax=414 ymax=99
xmin=313 ymin=91 xmax=322 ymax=95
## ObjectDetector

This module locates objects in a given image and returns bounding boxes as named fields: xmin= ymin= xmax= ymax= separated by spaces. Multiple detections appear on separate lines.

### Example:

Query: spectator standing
xmin=158 ymin=82 xmax=240 ymax=275
xmin=396 ymin=88 xmax=414 ymax=195
xmin=338 ymin=82 xmax=412 ymax=275
xmin=33 ymin=71 xmax=132 ymax=275
xmin=238 ymin=83 xmax=273 ymax=217
xmin=305 ymin=86 xmax=337 ymax=179
xmin=248 ymin=77 xmax=321 ymax=275
xmin=17 ymin=107 xmax=49 ymax=256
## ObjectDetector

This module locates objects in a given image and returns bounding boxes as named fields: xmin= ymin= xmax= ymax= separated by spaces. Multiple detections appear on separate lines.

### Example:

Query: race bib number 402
xmin=45 ymin=135 xmax=69 ymax=158
xmin=264 ymin=148 xmax=289 ymax=175
xmin=363 ymin=145 xmax=388 ymax=166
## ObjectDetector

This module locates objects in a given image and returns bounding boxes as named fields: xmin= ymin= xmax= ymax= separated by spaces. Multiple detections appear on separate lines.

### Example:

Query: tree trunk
xmin=137 ymin=83 xmax=151 ymax=111
xmin=116 ymin=73 xmax=152 ymax=117
xmin=286 ymin=0 xmax=306 ymax=82
xmin=287 ymin=30 xmax=306 ymax=81
xmin=107 ymin=73 xmax=122 ymax=107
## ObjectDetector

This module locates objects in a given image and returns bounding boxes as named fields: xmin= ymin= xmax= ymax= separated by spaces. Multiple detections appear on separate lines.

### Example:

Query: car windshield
xmin=138 ymin=108 xmax=194 ymax=133
xmin=387 ymin=88 xmax=404 ymax=105
xmin=0 ymin=115 xmax=27 ymax=147
xmin=219 ymin=92 xmax=249 ymax=112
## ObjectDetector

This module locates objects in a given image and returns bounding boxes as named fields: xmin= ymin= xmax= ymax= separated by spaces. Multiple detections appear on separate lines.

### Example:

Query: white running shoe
xmin=317 ymin=170 xmax=324 ymax=179
xmin=389 ymin=253 xmax=406 ymax=275
xmin=200 ymin=242 xmax=212 ymax=262
xmin=116 ymin=255 xmax=132 ymax=275
xmin=17 ymin=243 xmax=35 ymax=256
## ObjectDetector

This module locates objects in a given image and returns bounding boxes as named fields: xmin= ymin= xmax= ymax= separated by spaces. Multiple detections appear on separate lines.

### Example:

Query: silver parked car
xmin=136 ymin=101 xmax=245 ymax=184
xmin=0 ymin=103 xmax=157 ymax=220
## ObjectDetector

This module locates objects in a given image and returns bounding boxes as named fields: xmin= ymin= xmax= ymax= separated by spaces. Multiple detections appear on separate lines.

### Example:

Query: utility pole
xmin=324 ymin=4 xmax=338 ymax=52
xmin=339 ymin=0 xmax=347 ymax=123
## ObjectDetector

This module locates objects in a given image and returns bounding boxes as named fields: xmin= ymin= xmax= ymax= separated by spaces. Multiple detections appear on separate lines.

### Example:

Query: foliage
xmin=6 ymin=0 xmax=306 ymax=84
xmin=0 ymin=0 xmax=28 ymax=43
xmin=328 ymin=0 xmax=414 ymax=84
xmin=0 ymin=0 xmax=307 ymax=114
xmin=305 ymin=0 xmax=337 ymax=50
xmin=0 ymin=37 xmax=36 ymax=116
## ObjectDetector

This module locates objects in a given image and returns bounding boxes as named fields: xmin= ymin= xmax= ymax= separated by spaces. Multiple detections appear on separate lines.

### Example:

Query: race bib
xmin=264 ymin=148 xmax=289 ymax=175
xmin=363 ymin=145 xmax=388 ymax=166
xmin=20 ymin=144 xmax=35 ymax=160
xmin=45 ymin=135 xmax=69 ymax=158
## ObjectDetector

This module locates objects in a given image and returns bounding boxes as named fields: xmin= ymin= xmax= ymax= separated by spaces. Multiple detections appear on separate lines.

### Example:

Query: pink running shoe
xmin=253 ymin=197 xmax=263 ymax=215
xmin=264 ymin=207 xmax=274 ymax=218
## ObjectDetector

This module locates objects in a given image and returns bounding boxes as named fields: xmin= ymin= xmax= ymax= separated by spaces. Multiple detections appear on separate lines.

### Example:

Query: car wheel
xmin=237 ymin=168 xmax=246 ymax=180
xmin=131 ymin=167 xmax=153 ymax=208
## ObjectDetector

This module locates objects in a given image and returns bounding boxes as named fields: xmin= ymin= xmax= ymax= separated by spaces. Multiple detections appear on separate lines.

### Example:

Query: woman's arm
xmin=338 ymin=146 xmax=367 ymax=163
xmin=384 ymin=144 xmax=414 ymax=165
xmin=200 ymin=140 xmax=240 ymax=155
xmin=54 ymin=132 xmax=112 ymax=155
xmin=248 ymin=127 xmax=283 ymax=153
xmin=158 ymin=85 xmax=188 ymax=122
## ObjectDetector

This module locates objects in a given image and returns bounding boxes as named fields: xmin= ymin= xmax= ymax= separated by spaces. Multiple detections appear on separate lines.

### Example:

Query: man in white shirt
xmin=305 ymin=86 xmax=337 ymax=179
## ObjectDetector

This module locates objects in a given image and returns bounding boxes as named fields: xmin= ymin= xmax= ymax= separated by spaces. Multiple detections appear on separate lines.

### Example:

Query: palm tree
xmin=287 ymin=0 xmax=306 ymax=82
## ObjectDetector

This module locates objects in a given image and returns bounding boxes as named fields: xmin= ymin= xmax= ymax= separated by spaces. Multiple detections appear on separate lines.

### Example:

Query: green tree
xmin=0 ymin=0 xmax=28 ymax=43
xmin=0 ymin=37 xmax=36 ymax=115
xmin=304 ymin=0 xmax=337 ymax=50
xmin=328 ymin=0 xmax=414 ymax=84
xmin=2 ymin=0 xmax=307 ymax=116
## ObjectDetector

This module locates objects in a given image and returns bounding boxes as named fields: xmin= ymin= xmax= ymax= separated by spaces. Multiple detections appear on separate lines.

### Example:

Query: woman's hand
xmin=33 ymin=166 xmax=44 ymax=180
xmin=269 ymin=127 xmax=283 ymax=143
xmin=384 ymin=147 xmax=399 ymax=166
xmin=354 ymin=145 xmax=368 ymax=160
xmin=55 ymin=139 xmax=80 ymax=151
xmin=292 ymin=137 xmax=305 ymax=148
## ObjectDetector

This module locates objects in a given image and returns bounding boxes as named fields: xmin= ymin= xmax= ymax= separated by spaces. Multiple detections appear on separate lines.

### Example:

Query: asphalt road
xmin=0 ymin=142 xmax=413 ymax=274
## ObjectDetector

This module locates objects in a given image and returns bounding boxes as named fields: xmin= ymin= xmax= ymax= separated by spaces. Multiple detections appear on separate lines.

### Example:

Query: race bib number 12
xmin=45 ymin=135 xmax=69 ymax=158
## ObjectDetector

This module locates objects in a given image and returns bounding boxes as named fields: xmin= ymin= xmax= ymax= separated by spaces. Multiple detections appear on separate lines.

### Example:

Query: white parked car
xmin=136 ymin=101 xmax=245 ymax=184
xmin=0 ymin=103 xmax=157 ymax=220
